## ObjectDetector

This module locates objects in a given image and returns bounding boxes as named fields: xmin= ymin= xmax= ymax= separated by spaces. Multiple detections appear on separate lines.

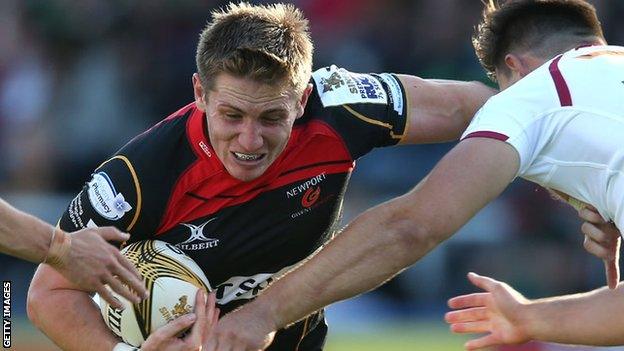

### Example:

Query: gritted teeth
xmin=233 ymin=152 xmax=264 ymax=161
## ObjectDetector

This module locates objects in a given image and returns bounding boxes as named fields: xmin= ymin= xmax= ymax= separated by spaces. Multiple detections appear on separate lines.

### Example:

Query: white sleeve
xmin=461 ymin=97 xmax=549 ymax=176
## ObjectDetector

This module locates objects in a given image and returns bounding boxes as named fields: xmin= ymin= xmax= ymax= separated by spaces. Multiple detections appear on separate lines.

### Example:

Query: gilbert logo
xmin=176 ymin=218 xmax=219 ymax=251
xmin=302 ymin=187 xmax=320 ymax=208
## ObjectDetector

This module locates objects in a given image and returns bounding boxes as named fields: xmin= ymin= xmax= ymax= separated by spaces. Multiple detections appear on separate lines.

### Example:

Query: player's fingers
xmin=583 ymin=235 xmax=612 ymax=260
xmin=96 ymin=286 xmax=124 ymax=310
xmin=578 ymin=207 xmax=604 ymax=223
xmin=445 ymin=307 xmax=488 ymax=324
xmin=115 ymin=250 xmax=143 ymax=282
xmin=467 ymin=272 xmax=500 ymax=292
xmin=465 ymin=334 xmax=500 ymax=350
xmin=212 ymin=308 xmax=220 ymax=326
xmin=98 ymin=227 xmax=131 ymax=242
xmin=448 ymin=293 xmax=490 ymax=309
xmin=188 ymin=290 xmax=207 ymax=345
xmin=450 ymin=320 xmax=490 ymax=334
xmin=605 ymin=259 xmax=620 ymax=289
xmin=205 ymin=293 xmax=218 ymax=330
xmin=582 ymin=222 xmax=612 ymax=245
xmin=160 ymin=313 xmax=197 ymax=339
xmin=107 ymin=274 xmax=141 ymax=304
xmin=585 ymin=204 xmax=598 ymax=212
xmin=112 ymin=254 xmax=148 ymax=300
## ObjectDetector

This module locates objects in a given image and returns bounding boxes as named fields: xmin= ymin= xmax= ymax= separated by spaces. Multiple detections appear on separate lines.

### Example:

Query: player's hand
xmin=445 ymin=272 xmax=531 ymax=350
xmin=51 ymin=227 xmax=148 ymax=309
xmin=203 ymin=304 xmax=276 ymax=351
xmin=578 ymin=206 xmax=621 ymax=289
xmin=142 ymin=290 xmax=219 ymax=351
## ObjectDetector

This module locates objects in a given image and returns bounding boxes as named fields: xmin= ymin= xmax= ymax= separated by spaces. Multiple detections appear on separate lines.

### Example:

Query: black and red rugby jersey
xmin=59 ymin=66 xmax=409 ymax=350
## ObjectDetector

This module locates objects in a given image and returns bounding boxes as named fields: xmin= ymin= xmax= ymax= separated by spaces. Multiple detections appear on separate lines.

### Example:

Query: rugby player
xmin=201 ymin=1 xmax=624 ymax=350
xmin=26 ymin=3 xmax=496 ymax=351
xmin=0 ymin=197 xmax=146 ymax=308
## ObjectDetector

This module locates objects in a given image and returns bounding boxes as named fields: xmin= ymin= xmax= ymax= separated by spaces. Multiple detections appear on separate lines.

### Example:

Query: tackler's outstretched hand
xmin=49 ymin=227 xmax=148 ymax=309
xmin=445 ymin=272 xmax=532 ymax=350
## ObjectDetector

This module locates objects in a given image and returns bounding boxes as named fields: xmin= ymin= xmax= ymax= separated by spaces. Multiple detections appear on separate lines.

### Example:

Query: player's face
xmin=193 ymin=73 xmax=312 ymax=182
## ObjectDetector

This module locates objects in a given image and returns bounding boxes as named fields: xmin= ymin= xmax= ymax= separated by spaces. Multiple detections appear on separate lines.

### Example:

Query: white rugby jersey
xmin=461 ymin=45 xmax=624 ymax=228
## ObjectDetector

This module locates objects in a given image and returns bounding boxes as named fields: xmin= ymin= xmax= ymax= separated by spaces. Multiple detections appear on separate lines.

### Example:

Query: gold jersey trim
xmin=98 ymin=155 xmax=142 ymax=231
xmin=342 ymin=105 xmax=404 ymax=140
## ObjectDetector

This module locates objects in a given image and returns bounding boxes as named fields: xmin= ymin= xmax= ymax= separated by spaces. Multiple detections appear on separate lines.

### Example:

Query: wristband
xmin=43 ymin=227 xmax=72 ymax=267
xmin=113 ymin=342 xmax=140 ymax=351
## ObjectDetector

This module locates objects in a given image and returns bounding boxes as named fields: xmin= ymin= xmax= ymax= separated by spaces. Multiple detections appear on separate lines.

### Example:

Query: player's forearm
xmin=397 ymin=76 xmax=497 ymax=144
xmin=0 ymin=198 xmax=51 ymax=263
xmin=522 ymin=284 xmax=624 ymax=345
xmin=28 ymin=266 xmax=119 ymax=351
xmin=253 ymin=193 xmax=446 ymax=330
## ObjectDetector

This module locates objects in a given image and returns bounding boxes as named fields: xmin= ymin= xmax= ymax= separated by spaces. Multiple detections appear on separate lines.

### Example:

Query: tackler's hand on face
xmin=577 ymin=206 xmax=621 ymax=289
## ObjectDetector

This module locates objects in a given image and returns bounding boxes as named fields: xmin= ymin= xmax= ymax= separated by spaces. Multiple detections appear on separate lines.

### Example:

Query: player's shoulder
xmin=99 ymin=102 xmax=200 ymax=201
xmin=560 ymin=44 xmax=624 ymax=62
xmin=117 ymin=102 xmax=198 ymax=164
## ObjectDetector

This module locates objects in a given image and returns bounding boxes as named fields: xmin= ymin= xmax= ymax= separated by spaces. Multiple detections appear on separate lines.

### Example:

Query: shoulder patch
xmin=87 ymin=172 xmax=133 ymax=221
xmin=313 ymin=65 xmax=387 ymax=107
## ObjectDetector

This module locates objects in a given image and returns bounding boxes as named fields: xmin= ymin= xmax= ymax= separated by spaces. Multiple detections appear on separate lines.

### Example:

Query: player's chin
xmin=227 ymin=163 xmax=270 ymax=182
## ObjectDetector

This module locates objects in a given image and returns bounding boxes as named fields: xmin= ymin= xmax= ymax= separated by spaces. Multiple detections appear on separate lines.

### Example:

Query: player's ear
xmin=504 ymin=53 xmax=535 ymax=78
xmin=296 ymin=83 xmax=313 ymax=119
xmin=193 ymin=73 xmax=207 ymax=112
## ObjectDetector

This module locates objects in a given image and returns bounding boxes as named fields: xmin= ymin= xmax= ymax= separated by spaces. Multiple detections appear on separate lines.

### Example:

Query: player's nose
xmin=237 ymin=120 xmax=263 ymax=151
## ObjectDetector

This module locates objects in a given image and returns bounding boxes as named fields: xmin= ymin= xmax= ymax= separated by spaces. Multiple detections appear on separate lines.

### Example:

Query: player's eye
xmin=263 ymin=116 xmax=281 ymax=124
xmin=262 ymin=114 xmax=285 ymax=124
xmin=224 ymin=112 xmax=242 ymax=120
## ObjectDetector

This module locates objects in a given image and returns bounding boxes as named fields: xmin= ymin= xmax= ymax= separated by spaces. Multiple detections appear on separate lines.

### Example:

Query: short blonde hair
xmin=196 ymin=2 xmax=313 ymax=94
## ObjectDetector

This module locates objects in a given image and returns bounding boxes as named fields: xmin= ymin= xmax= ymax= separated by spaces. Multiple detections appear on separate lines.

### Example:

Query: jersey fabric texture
xmin=462 ymin=45 xmax=624 ymax=229
xmin=59 ymin=66 xmax=409 ymax=350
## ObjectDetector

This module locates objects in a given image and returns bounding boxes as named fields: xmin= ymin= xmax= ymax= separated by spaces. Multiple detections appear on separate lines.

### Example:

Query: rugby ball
xmin=98 ymin=240 xmax=211 ymax=347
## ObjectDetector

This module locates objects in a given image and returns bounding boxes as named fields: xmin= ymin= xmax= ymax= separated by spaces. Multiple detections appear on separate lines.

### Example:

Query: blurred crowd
xmin=1 ymin=0 xmax=624 ymax=345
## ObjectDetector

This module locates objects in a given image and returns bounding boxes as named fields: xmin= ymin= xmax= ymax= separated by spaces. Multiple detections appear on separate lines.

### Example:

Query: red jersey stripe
xmin=463 ymin=131 xmax=509 ymax=141
xmin=549 ymin=55 xmax=572 ymax=107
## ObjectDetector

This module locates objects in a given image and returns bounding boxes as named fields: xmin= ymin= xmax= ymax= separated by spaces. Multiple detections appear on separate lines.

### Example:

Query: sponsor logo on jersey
xmin=320 ymin=72 xmax=346 ymax=92
xmin=313 ymin=65 xmax=387 ymax=107
xmin=378 ymin=73 xmax=404 ymax=115
xmin=286 ymin=173 xmax=326 ymax=198
xmin=290 ymin=188 xmax=334 ymax=219
xmin=214 ymin=265 xmax=294 ymax=304
xmin=176 ymin=218 xmax=220 ymax=251
xmin=87 ymin=172 xmax=132 ymax=221
xmin=352 ymin=74 xmax=384 ymax=100
xmin=287 ymin=173 xmax=332 ymax=218
xmin=67 ymin=195 xmax=86 ymax=229
xmin=301 ymin=187 xmax=320 ymax=208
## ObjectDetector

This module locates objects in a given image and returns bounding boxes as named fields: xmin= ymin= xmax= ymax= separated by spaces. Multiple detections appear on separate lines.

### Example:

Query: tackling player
xmin=26 ymin=3 xmax=496 ymax=351
xmin=0 ymin=197 xmax=146 ymax=309
xmin=203 ymin=1 xmax=624 ymax=350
